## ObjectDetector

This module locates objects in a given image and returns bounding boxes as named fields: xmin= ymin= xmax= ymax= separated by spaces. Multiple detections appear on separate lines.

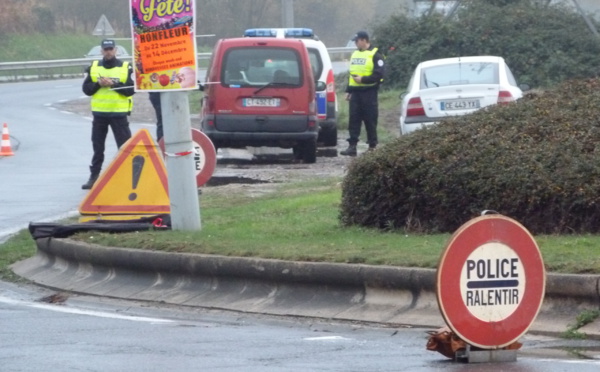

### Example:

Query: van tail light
xmin=406 ymin=97 xmax=425 ymax=117
xmin=497 ymin=90 xmax=514 ymax=104
xmin=326 ymin=69 xmax=336 ymax=103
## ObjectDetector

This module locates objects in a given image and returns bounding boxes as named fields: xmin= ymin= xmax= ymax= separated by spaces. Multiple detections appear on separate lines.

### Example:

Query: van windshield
xmin=223 ymin=47 xmax=302 ymax=87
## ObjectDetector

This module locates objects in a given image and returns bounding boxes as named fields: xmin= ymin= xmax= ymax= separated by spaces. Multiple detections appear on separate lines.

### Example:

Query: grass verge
xmin=561 ymin=310 xmax=600 ymax=339
xmin=0 ymin=230 xmax=36 ymax=282
xmin=3 ymin=177 xmax=600 ymax=279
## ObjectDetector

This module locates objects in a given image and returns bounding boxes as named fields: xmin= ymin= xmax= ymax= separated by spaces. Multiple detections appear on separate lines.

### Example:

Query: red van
xmin=200 ymin=37 xmax=320 ymax=163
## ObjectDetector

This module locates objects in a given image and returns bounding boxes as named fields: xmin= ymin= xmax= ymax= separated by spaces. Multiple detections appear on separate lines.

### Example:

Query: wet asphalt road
xmin=2 ymin=79 xmax=600 ymax=371
xmin=0 ymin=78 xmax=150 ymax=243
xmin=2 ymin=280 xmax=600 ymax=372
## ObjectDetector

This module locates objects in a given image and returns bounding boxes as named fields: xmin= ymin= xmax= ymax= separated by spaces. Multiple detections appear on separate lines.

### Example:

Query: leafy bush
xmin=373 ymin=0 xmax=600 ymax=89
xmin=339 ymin=78 xmax=600 ymax=234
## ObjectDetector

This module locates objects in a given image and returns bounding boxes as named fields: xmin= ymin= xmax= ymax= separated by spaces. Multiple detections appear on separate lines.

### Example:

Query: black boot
xmin=340 ymin=144 xmax=357 ymax=156
xmin=81 ymin=174 xmax=99 ymax=190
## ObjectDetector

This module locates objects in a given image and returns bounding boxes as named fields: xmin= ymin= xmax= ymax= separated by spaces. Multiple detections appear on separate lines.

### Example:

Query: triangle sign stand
xmin=79 ymin=129 xmax=170 ymax=215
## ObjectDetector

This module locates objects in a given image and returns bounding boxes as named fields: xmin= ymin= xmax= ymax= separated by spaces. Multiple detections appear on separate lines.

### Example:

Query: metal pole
xmin=160 ymin=91 xmax=201 ymax=230
xmin=572 ymin=0 xmax=600 ymax=38
xmin=281 ymin=0 xmax=294 ymax=27
xmin=447 ymin=0 xmax=462 ymax=18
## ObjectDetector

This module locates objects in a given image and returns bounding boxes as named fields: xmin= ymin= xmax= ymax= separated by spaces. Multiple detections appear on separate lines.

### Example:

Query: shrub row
xmin=340 ymin=78 xmax=600 ymax=234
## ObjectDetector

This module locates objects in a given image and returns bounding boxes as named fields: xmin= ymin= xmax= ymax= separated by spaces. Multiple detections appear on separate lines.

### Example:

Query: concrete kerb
xmin=10 ymin=237 xmax=600 ymax=339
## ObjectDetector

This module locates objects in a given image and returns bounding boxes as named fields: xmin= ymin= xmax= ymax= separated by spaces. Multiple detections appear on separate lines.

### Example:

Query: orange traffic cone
xmin=0 ymin=123 xmax=14 ymax=156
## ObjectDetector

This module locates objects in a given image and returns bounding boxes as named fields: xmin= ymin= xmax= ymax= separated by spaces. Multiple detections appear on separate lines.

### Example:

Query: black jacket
xmin=82 ymin=57 xmax=135 ymax=101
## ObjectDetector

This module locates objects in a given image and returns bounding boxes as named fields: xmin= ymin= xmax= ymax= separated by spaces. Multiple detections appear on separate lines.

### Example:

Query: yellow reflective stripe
xmin=92 ymin=94 xmax=131 ymax=112
xmin=89 ymin=61 xmax=132 ymax=113
xmin=348 ymin=48 xmax=377 ymax=87
xmin=90 ymin=61 xmax=129 ymax=82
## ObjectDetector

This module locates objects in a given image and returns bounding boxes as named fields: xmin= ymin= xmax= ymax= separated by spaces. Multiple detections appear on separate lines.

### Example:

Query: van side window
xmin=307 ymin=48 xmax=323 ymax=82
xmin=223 ymin=48 xmax=302 ymax=87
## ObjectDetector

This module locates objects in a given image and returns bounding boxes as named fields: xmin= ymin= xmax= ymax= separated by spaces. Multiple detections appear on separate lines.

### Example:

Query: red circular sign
xmin=159 ymin=128 xmax=216 ymax=186
xmin=437 ymin=215 xmax=545 ymax=349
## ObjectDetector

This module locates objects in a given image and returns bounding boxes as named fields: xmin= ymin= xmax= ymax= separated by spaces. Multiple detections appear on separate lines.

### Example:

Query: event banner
xmin=130 ymin=0 xmax=198 ymax=91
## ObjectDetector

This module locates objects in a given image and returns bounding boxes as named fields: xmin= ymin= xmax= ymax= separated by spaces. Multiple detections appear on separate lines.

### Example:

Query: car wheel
xmin=318 ymin=126 xmax=338 ymax=147
xmin=302 ymin=139 xmax=317 ymax=164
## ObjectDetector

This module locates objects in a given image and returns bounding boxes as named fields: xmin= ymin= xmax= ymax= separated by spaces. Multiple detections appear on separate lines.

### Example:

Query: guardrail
xmin=0 ymin=53 xmax=212 ymax=72
xmin=0 ymin=47 xmax=356 ymax=81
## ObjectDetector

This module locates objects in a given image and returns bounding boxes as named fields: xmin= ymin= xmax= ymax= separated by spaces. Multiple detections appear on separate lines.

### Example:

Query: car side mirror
xmin=400 ymin=92 xmax=407 ymax=99
xmin=316 ymin=80 xmax=326 ymax=91
xmin=519 ymin=83 xmax=530 ymax=92
xmin=197 ymin=81 xmax=204 ymax=91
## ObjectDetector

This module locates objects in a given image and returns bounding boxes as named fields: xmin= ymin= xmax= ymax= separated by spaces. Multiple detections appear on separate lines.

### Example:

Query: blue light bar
xmin=284 ymin=28 xmax=314 ymax=38
xmin=244 ymin=29 xmax=277 ymax=37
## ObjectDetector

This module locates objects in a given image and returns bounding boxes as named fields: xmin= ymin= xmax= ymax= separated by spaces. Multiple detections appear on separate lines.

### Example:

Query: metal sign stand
xmin=455 ymin=345 xmax=517 ymax=364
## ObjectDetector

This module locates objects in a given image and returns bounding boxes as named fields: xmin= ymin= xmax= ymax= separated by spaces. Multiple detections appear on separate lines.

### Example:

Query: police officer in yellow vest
xmin=81 ymin=39 xmax=135 ymax=189
xmin=341 ymin=31 xmax=385 ymax=156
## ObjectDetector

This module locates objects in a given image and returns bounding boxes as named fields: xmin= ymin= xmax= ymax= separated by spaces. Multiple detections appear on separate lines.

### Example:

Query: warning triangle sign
xmin=93 ymin=14 xmax=115 ymax=36
xmin=79 ymin=129 xmax=170 ymax=215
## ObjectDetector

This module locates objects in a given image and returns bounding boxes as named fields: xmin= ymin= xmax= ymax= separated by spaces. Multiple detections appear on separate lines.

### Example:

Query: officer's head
xmin=100 ymin=39 xmax=117 ymax=60
xmin=352 ymin=31 xmax=369 ymax=50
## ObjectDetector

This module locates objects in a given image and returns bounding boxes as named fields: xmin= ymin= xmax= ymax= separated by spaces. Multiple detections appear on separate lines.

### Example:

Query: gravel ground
xmin=53 ymin=93 xmax=365 ymax=195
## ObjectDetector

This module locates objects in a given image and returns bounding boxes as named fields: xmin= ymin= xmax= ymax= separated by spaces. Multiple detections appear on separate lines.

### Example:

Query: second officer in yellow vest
xmin=341 ymin=31 xmax=385 ymax=156
xmin=81 ymin=39 xmax=135 ymax=189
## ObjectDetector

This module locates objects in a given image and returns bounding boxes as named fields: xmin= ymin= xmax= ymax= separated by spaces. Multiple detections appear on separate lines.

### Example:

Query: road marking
xmin=522 ymin=358 xmax=600 ymax=365
xmin=303 ymin=336 xmax=352 ymax=341
xmin=0 ymin=295 xmax=174 ymax=324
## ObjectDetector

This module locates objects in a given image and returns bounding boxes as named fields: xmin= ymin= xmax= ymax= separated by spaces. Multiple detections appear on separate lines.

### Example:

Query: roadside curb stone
xmin=11 ymin=237 xmax=600 ymax=340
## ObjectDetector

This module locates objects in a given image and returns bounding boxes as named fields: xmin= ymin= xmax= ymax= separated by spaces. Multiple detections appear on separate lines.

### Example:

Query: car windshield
xmin=222 ymin=47 xmax=302 ymax=87
xmin=420 ymin=61 xmax=499 ymax=89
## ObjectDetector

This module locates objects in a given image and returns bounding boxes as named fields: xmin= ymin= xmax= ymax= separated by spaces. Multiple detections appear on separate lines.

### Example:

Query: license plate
xmin=441 ymin=99 xmax=480 ymax=110
xmin=243 ymin=98 xmax=280 ymax=107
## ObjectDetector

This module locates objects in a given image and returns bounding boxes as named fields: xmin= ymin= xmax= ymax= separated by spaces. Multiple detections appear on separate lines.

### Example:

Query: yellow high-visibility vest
xmin=348 ymin=48 xmax=378 ymax=87
xmin=90 ymin=61 xmax=132 ymax=113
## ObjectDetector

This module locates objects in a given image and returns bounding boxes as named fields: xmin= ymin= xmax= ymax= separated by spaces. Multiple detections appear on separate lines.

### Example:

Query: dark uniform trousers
xmin=348 ymin=88 xmax=378 ymax=147
xmin=90 ymin=115 xmax=131 ymax=176
xmin=149 ymin=92 xmax=163 ymax=141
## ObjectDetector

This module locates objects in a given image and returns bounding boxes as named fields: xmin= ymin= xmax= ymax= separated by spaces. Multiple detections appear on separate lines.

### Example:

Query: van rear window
xmin=420 ymin=62 xmax=499 ymax=89
xmin=223 ymin=47 xmax=302 ymax=87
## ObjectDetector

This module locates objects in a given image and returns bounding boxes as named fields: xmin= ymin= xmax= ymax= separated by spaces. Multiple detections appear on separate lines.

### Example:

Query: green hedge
xmin=373 ymin=1 xmax=600 ymax=89
xmin=339 ymin=78 xmax=600 ymax=234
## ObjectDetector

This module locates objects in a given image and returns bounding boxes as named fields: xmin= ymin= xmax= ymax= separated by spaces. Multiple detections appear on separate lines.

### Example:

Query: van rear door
xmin=213 ymin=41 xmax=315 ymax=133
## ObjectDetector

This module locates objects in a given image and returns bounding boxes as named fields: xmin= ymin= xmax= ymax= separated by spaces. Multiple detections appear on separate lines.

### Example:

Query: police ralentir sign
xmin=436 ymin=215 xmax=545 ymax=349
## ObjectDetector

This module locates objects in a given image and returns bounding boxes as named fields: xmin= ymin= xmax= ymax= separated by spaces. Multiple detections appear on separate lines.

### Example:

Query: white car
xmin=244 ymin=28 xmax=339 ymax=146
xmin=400 ymin=56 xmax=527 ymax=135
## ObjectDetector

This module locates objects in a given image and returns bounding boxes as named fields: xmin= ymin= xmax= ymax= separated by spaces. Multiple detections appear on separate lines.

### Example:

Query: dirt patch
xmin=54 ymin=94 xmax=399 ymax=196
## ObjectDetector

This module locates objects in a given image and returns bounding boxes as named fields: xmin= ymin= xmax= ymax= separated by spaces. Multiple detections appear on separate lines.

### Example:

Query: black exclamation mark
xmin=129 ymin=155 xmax=145 ymax=201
